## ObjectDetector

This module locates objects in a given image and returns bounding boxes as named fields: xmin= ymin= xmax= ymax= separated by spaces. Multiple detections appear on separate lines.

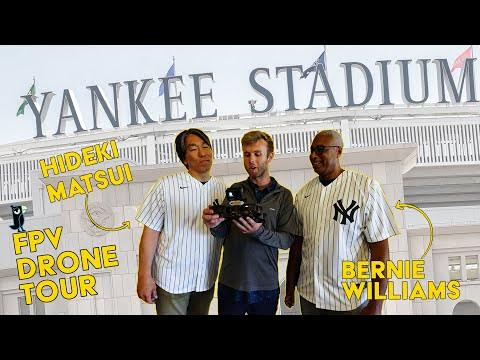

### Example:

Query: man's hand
xmin=137 ymin=274 xmax=158 ymax=304
xmin=285 ymin=289 xmax=295 ymax=308
xmin=203 ymin=208 xmax=225 ymax=228
xmin=361 ymin=239 xmax=389 ymax=315
xmin=286 ymin=236 xmax=303 ymax=310
xmin=232 ymin=216 xmax=262 ymax=234
xmin=137 ymin=226 xmax=160 ymax=304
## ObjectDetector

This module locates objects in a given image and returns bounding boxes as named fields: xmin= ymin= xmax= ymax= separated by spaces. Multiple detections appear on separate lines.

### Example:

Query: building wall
xmin=408 ymin=225 xmax=480 ymax=315
xmin=405 ymin=205 xmax=480 ymax=229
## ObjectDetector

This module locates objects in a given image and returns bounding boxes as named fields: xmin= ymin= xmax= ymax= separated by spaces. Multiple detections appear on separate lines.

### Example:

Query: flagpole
xmin=173 ymin=56 xmax=180 ymax=120
xmin=455 ymin=45 xmax=473 ymax=94
xmin=31 ymin=76 xmax=36 ymax=100
xmin=470 ymin=45 xmax=474 ymax=90
xmin=324 ymin=45 xmax=327 ymax=76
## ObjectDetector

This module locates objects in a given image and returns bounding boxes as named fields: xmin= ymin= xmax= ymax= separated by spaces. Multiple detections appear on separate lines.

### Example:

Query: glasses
xmin=310 ymin=145 xmax=340 ymax=154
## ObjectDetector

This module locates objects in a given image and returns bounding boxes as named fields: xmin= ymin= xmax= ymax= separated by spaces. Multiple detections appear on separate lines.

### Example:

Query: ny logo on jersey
xmin=333 ymin=199 xmax=360 ymax=224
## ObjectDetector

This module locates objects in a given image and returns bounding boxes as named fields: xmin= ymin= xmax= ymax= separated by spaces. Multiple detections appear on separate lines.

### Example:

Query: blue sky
xmin=0 ymin=45 xmax=472 ymax=145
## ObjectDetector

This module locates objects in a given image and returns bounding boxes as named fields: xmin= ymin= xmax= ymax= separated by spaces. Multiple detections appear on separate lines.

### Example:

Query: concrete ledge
xmin=408 ymin=224 xmax=480 ymax=236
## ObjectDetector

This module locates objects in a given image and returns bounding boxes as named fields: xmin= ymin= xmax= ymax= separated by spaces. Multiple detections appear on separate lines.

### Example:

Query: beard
xmin=248 ymin=164 xmax=267 ymax=180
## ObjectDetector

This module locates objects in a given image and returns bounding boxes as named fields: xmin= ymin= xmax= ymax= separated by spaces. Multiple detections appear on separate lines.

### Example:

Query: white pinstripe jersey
xmin=136 ymin=172 xmax=226 ymax=294
xmin=295 ymin=170 xmax=400 ymax=311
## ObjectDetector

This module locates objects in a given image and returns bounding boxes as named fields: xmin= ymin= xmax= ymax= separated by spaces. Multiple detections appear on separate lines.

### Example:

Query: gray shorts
xmin=155 ymin=286 xmax=215 ymax=315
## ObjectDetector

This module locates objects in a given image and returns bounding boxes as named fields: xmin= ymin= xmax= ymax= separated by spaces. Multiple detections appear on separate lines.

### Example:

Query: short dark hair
xmin=241 ymin=130 xmax=274 ymax=155
xmin=175 ymin=128 xmax=212 ymax=168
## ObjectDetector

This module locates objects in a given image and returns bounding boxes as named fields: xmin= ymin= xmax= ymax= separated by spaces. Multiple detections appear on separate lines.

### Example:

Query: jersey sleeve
xmin=276 ymin=190 xmax=302 ymax=236
xmin=363 ymin=179 xmax=400 ymax=243
xmin=135 ymin=180 xmax=166 ymax=232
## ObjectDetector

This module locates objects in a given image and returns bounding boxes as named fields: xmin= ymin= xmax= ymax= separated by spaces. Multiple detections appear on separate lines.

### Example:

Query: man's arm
xmin=137 ymin=226 xmax=160 ymax=304
xmin=360 ymin=238 xmax=389 ymax=315
xmin=232 ymin=217 xmax=294 ymax=249
xmin=210 ymin=220 xmax=230 ymax=238
xmin=285 ymin=236 xmax=303 ymax=307
xmin=202 ymin=207 xmax=229 ymax=238
xmin=251 ymin=225 xmax=295 ymax=249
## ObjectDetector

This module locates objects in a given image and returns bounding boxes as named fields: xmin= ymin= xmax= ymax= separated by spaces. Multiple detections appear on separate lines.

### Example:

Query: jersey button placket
xmin=315 ymin=185 xmax=327 ymax=307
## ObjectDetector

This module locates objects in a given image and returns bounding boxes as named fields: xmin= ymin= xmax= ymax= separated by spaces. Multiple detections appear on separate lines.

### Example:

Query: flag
xmin=16 ymin=82 xmax=36 ymax=116
xmin=301 ymin=51 xmax=326 ymax=79
xmin=451 ymin=46 xmax=473 ymax=72
xmin=159 ymin=62 xmax=175 ymax=96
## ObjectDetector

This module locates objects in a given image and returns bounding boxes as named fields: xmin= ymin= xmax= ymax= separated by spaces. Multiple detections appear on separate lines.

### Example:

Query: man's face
xmin=183 ymin=134 xmax=213 ymax=175
xmin=242 ymin=139 xmax=273 ymax=180
xmin=309 ymin=134 xmax=341 ymax=178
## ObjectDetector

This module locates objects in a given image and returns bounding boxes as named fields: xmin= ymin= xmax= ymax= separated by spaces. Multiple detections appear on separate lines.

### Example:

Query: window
xmin=448 ymin=256 xmax=461 ymax=280
xmin=18 ymin=295 xmax=45 ymax=315
xmin=466 ymin=255 xmax=479 ymax=281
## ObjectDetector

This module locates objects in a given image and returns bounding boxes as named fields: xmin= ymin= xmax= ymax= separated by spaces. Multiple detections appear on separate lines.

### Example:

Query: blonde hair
xmin=241 ymin=130 xmax=274 ymax=154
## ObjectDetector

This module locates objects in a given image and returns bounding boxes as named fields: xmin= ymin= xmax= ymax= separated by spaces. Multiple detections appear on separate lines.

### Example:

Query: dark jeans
xmin=218 ymin=285 xmax=279 ymax=315
xmin=300 ymin=296 xmax=368 ymax=315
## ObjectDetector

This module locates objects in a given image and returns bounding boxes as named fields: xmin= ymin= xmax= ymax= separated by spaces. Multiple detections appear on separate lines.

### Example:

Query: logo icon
xmin=10 ymin=205 xmax=27 ymax=232
xmin=333 ymin=200 xmax=359 ymax=224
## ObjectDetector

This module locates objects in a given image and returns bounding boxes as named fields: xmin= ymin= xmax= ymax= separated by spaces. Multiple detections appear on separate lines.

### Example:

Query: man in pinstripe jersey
xmin=285 ymin=130 xmax=400 ymax=315
xmin=136 ymin=128 xmax=226 ymax=315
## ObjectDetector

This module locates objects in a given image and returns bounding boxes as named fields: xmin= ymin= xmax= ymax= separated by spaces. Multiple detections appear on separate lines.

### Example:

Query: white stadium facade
xmin=0 ymin=103 xmax=479 ymax=315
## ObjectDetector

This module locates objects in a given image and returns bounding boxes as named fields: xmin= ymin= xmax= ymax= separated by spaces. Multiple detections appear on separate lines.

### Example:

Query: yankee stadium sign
xmin=21 ymin=57 xmax=478 ymax=139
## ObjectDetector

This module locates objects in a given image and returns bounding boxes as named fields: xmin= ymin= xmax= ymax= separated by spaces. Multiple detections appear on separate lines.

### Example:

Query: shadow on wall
xmin=452 ymin=300 xmax=480 ymax=315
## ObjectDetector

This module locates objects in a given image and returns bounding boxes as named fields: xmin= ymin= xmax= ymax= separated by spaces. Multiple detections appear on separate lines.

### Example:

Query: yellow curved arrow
xmin=84 ymin=194 xmax=130 ymax=232
xmin=395 ymin=200 xmax=433 ymax=259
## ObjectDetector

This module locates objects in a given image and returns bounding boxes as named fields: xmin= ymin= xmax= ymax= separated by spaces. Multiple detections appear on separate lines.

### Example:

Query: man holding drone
xmin=203 ymin=130 xmax=300 ymax=315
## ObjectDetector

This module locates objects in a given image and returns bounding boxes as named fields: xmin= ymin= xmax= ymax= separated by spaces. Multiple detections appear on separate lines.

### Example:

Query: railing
xmin=1 ymin=117 xmax=480 ymax=204
xmin=350 ymin=121 xmax=480 ymax=165
xmin=118 ymin=143 xmax=148 ymax=166
xmin=273 ymin=130 xmax=321 ymax=155
xmin=156 ymin=140 xmax=178 ymax=164
xmin=0 ymin=158 xmax=41 ymax=203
